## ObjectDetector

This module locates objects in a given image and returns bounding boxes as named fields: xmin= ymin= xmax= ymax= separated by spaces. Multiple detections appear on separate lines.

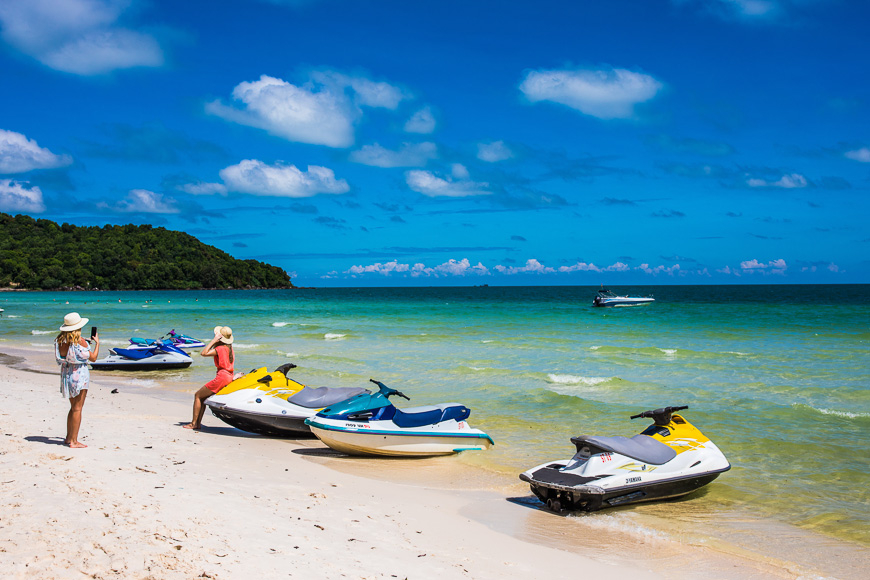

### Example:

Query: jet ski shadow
xmin=24 ymin=435 xmax=68 ymax=446
xmin=172 ymin=422 xmax=262 ymax=438
xmin=291 ymin=447 xmax=354 ymax=458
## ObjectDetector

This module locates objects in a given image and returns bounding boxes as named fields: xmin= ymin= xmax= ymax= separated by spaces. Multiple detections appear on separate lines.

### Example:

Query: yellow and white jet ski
xmin=520 ymin=406 xmax=730 ymax=512
xmin=205 ymin=363 xmax=369 ymax=437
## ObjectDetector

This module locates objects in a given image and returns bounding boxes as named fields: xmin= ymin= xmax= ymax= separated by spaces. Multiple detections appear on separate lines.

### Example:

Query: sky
xmin=1 ymin=0 xmax=868 ymax=287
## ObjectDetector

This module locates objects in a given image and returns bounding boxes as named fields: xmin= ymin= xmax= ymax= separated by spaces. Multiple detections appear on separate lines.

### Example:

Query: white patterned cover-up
xmin=55 ymin=342 xmax=91 ymax=398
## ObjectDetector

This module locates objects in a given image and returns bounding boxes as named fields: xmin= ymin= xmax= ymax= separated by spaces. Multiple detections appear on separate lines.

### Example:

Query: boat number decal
xmin=601 ymin=453 xmax=612 ymax=462
xmin=457 ymin=422 xmax=465 ymax=429
xmin=345 ymin=423 xmax=370 ymax=429
xmin=626 ymin=476 xmax=641 ymax=484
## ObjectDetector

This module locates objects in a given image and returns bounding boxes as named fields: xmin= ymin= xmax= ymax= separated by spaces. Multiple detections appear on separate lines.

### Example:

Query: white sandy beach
xmin=0 ymin=344 xmax=858 ymax=580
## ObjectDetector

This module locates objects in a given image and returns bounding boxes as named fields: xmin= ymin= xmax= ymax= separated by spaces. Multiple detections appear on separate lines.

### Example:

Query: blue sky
xmin=1 ymin=0 xmax=868 ymax=286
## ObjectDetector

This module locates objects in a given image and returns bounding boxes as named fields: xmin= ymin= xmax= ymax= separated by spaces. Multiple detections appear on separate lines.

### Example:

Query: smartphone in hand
xmin=90 ymin=326 xmax=98 ymax=338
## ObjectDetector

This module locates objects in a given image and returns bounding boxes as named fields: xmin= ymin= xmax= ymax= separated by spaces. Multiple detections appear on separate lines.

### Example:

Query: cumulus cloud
xmin=177 ymin=181 xmax=227 ymax=195
xmin=477 ymin=141 xmax=514 ymax=162
xmin=0 ymin=0 xmax=163 ymax=75
xmin=350 ymin=142 xmax=437 ymax=168
xmin=558 ymin=261 xmax=630 ymax=273
xmin=345 ymin=258 xmax=489 ymax=277
xmin=207 ymin=72 xmax=406 ymax=148
xmin=0 ymin=179 xmax=45 ymax=212
xmin=219 ymin=159 xmax=349 ymax=198
xmin=100 ymin=189 xmax=180 ymax=214
xmin=494 ymin=259 xmax=555 ymax=275
xmin=637 ymin=263 xmax=682 ymax=275
xmin=746 ymin=173 xmax=808 ymax=188
xmin=845 ymin=147 xmax=870 ymax=163
xmin=739 ymin=258 xmax=787 ymax=274
xmin=404 ymin=106 xmax=436 ymax=134
xmin=405 ymin=166 xmax=490 ymax=197
xmin=520 ymin=67 xmax=663 ymax=119
xmin=0 ymin=129 xmax=72 ymax=173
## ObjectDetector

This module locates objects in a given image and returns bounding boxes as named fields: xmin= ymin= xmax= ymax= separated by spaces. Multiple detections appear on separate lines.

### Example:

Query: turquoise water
xmin=2 ymin=285 xmax=869 ymax=545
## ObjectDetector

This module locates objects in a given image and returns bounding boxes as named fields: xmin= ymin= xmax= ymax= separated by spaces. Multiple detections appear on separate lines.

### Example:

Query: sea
xmin=2 ymin=284 xmax=868 ymax=561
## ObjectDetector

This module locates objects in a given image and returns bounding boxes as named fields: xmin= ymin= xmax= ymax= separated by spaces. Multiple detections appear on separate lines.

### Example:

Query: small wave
xmin=324 ymin=333 xmax=346 ymax=340
xmin=272 ymin=322 xmax=291 ymax=327
xmin=101 ymin=339 xmax=131 ymax=347
xmin=30 ymin=343 xmax=53 ymax=348
xmin=794 ymin=403 xmax=870 ymax=420
xmin=569 ymin=512 xmax=668 ymax=542
xmin=31 ymin=330 xmax=53 ymax=335
xmin=658 ymin=348 xmax=677 ymax=355
xmin=724 ymin=351 xmax=750 ymax=356
xmin=6 ymin=315 xmax=19 ymax=318
xmin=547 ymin=374 xmax=611 ymax=386
xmin=589 ymin=345 xmax=602 ymax=350
xmin=232 ymin=343 xmax=260 ymax=349
xmin=481 ymin=340 xmax=493 ymax=344
xmin=279 ymin=351 xmax=301 ymax=358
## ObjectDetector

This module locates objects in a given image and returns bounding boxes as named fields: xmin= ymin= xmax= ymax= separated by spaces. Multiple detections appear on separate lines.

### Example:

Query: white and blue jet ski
xmin=91 ymin=340 xmax=192 ymax=371
xmin=129 ymin=330 xmax=205 ymax=350
xmin=304 ymin=379 xmax=494 ymax=457
xmin=205 ymin=364 xmax=370 ymax=437
xmin=520 ymin=406 xmax=730 ymax=512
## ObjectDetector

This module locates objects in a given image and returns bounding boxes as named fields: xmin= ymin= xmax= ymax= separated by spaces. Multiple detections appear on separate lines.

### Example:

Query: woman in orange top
xmin=184 ymin=326 xmax=234 ymax=430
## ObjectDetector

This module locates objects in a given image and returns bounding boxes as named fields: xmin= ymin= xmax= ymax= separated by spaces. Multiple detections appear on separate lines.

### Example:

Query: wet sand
xmin=1 ymin=342 xmax=866 ymax=579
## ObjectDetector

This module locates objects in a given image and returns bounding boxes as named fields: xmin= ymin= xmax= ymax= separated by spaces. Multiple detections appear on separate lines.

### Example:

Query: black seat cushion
xmin=570 ymin=434 xmax=676 ymax=465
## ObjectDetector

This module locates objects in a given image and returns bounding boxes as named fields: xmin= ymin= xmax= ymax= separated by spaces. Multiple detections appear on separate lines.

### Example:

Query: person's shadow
xmin=24 ymin=436 xmax=68 ymax=446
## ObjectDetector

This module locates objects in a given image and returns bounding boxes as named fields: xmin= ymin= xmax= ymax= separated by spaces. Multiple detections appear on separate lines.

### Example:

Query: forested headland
xmin=0 ymin=213 xmax=293 ymax=290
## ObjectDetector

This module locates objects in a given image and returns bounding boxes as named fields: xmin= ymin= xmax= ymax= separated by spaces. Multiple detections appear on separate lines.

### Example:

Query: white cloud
xmin=0 ymin=129 xmax=72 ymax=173
xmin=219 ymin=159 xmax=349 ymax=197
xmin=312 ymin=71 xmax=408 ymax=109
xmin=207 ymin=72 xmax=407 ymax=148
xmin=350 ymin=142 xmax=437 ymax=168
xmin=637 ymin=263 xmax=682 ymax=275
xmin=557 ymin=261 xmax=630 ymax=273
xmin=0 ymin=179 xmax=45 ymax=212
xmin=494 ymin=259 xmax=555 ymax=275
xmin=739 ymin=258 xmax=787 ymax=274
xmin=345 ymin=258 xmax=489 ymax=278
xmin=404 ymin=106 xmax=436 ymax=134
xmin=405 ymin=168 xmax=490 ymax=197
xmin=746 ymin=173 xmax=807 ymax=188
xmin=845 ymin=147 xmax=870 ymax=163
xmin=520 ymin=67 xmax=663 ymax=119
xmin=477 ymin=141 xmax=513 ymax=163
xmin=827 ymin=262 xmax=839 ymax=273
xmin=177 ymin=181 xmax=227 ymax=195
xmin=0 ymin=0 xmax=163 ymax=75
xmin=101 ymin=189 xmax=180 ymax=214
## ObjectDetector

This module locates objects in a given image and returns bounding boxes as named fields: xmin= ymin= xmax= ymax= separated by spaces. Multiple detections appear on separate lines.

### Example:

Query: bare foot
xmin=182 ymin=423 xmax=200 ymax=430
xmin=68 ymin=442 xmax=88 ymax=448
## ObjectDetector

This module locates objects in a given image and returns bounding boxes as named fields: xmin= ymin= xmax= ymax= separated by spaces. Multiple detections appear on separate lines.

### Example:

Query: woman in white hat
xmin=55 ymin=312 xmax=100 ymax=448
xmin=184 ymin=325 xmax=234 ymax=430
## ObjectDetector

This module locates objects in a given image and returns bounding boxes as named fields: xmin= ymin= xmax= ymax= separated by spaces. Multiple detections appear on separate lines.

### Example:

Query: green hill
xmin=0 ymin=213 xmax=293 ymax=290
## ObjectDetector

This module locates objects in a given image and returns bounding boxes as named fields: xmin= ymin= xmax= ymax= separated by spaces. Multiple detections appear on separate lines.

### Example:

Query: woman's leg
xmin=184 ymin=386 xmax=215 ymax=429
xmin=66 ymin=390 xmax=88 ymax=448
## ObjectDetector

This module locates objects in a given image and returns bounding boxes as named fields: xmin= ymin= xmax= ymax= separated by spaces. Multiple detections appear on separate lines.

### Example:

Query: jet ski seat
xmin=571 ymin=434 xmax=676 ymax=465
xmin=287 ymin=386 xmax=368 ymax=409
xmin=112 ymin=347 xmax=157 ymax=360
xmin=389 ymin=403 xmax=471 ymax=428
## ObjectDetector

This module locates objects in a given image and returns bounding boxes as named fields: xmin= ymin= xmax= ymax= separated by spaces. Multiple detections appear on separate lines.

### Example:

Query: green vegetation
xmin=0 ymin=213 xmax=293 ymax=290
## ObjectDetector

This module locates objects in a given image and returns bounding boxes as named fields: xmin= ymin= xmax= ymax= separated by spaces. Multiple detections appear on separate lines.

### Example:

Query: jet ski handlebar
xmin=369 ymin=379 xmax=411 ymax=400
xmin=631 ymin=405 xmax=689 ymax=424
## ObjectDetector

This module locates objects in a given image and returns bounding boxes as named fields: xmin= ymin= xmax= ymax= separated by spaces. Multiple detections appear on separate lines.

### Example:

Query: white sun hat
xmin=213 ymin=325 xmax=234 ymax=344
xmin=59 ymin=312 xmax=89 ymax=332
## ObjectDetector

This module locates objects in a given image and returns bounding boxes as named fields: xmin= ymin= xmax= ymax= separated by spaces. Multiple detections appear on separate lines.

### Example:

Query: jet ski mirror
xmin=369 ymin=378 xmax=411 ymax=401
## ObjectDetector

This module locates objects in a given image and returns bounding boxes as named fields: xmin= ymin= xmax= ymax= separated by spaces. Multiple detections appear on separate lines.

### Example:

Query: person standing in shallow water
xmin=184 ymin=326 xmax=234 ymax=430
xmin=55 ymin=312 xmax=100 ymax=448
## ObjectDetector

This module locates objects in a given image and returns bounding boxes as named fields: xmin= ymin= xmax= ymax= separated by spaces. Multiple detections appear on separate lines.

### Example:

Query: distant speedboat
xmin=592 ymin=288 xmax=655 ymax=308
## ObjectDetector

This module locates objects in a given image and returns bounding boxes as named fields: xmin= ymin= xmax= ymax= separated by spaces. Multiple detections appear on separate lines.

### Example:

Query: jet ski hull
xmin=521 ymin=465 xmax=729 ymax=511
xmin=90 ymin=359 xmax=192 ymax=371
xmin=306 ymin=420 xmax=494 ymax=457
xmin=207 ymin=404 xmax=311 ymax=437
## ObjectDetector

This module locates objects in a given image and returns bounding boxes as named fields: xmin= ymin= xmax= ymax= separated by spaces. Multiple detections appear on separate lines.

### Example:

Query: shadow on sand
xmin=24 ymin=435 xmax=68 ymax=446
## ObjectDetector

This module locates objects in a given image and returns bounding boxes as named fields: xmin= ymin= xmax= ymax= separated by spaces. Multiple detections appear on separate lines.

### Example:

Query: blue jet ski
xmin=91 ymin=340 xmax=192 ymax=371
xmin=304 ymin=379 xmax=494 ymax=457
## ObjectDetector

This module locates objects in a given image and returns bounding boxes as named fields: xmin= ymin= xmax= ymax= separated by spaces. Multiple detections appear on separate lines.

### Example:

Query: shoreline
xmin=2 ymin=341 xmax=867 ymax=579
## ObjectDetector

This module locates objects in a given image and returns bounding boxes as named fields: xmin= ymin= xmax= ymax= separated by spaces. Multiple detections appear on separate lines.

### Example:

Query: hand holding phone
xmin=90 ymin=326 xmax=98 ymax=338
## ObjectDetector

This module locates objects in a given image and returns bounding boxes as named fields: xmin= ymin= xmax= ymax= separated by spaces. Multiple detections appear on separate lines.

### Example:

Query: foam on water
xmin=569 ymin=512 xmax=669 ymax=543
xmin=127 ymin=379 xmax=157 ymax=388
xmin=232 ymin=343 xmax=260 ymax=349
xmin=271 ymin=322 xmax=291 ymax=327
xmin=6 ymin=315 xmax=19 ymax=318
xmin=31 ymin=330 xmax=53 ymax=335
xmin=324 ymin=333 xmax=346 ymax=340
xmin=794 ymin=403 xmax=870 ymax=420
xmin=547 ymin=374 xmax=611 ymax=386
